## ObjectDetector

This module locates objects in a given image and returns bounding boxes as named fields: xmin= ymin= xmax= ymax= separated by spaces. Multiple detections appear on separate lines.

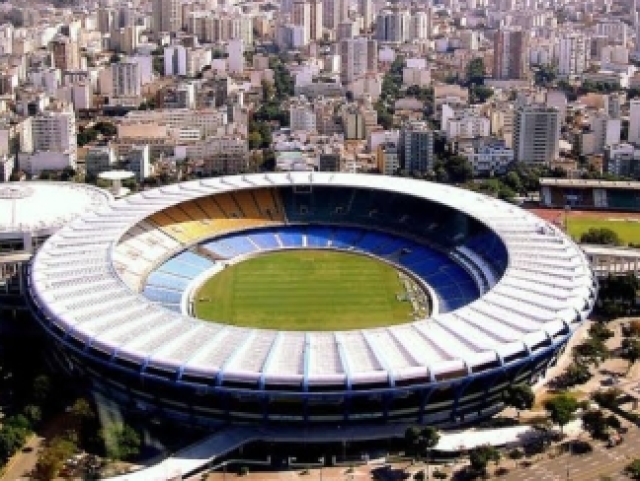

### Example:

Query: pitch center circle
xmin=189 ymin=249 xmax=432 ymax=331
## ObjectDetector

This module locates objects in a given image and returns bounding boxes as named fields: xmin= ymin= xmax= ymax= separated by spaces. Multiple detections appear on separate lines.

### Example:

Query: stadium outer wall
xmin=26 ymin=173 xmax=596 ymax=434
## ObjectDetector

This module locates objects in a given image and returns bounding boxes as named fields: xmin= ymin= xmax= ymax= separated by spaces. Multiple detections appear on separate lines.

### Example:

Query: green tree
xmin=544 ymin=392 xmax=579 ymax=433
xmin=625 ymin=459 xmax=640 ymax=480
xmin=469 ymin=445 xmax=500 ymax=475
xmin=580 ymin=227 xmax=621 ymax=246
xmin=248 ymin=131 xmax=263 ymax=150
xmin=558 ymin=362 xmax=591 ymax=387
xmin=573 ymin=337 xmax=609 ymax=367
xmin=442 ymin=155 xmax=473 ymax=183
xmin=32 ymin=437 xmax=76 ymax=481
xmin=466 ymin=58 xmax=485 ymax=85
xmin=581 ymin=409 xmax=611 ymax=439
xmin=588 ymin=322 xmax=614 ymax=341
xmin=593 ymin=388 xmax=622 ymax=409
xmin=261 ymin=79 xmax=275 ymax=102
xmin=100 ymin=423 xmax=141 ymax=461
xmin=621 ymin=337 xmax=640 ymax=368
xmin=470 ymin=85 xmax=493 ymax=103
xmin=32 ymin=374 xmax=51 ymax=404
xmin=508 ymin=448 xmax=523 ymax=467
xmin=93 ymin=121 xmax=117 ymax=137
xmin=503 ymin=384 xmax=535 ymax=417
xmin=405 ymin=426 xmax=421 ymax=453
xmin=23 ymin=405 xmax=42 ymax=426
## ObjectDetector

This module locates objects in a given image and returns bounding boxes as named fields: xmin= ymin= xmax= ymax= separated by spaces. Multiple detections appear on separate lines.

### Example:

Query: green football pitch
xmin=567 ymin=217 xmax=640 ymax=245
xmin=192 ymin=250 xmax=414 ymax=330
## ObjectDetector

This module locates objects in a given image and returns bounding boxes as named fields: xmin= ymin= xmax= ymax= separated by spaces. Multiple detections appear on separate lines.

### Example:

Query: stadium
xmin=28 ymin=173 xmax=596 ymax=432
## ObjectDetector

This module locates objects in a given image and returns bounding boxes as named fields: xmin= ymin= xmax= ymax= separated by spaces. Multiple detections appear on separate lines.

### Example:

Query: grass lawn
xmin=567 ymin=217 xmax=640 ymax=245
xmin=193 ymin=250 xmax=413 ymax=330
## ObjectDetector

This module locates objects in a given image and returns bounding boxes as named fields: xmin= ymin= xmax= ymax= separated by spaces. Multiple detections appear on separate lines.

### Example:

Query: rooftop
xmin=0 ymin=182 xmax=112 ymax=236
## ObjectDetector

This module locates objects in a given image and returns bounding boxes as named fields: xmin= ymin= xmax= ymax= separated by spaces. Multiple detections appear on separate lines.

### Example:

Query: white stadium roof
xmin=0 ymin=182 xmax=112 ymax=238
xmin=29 ymin=173 xmax=596 ymax=387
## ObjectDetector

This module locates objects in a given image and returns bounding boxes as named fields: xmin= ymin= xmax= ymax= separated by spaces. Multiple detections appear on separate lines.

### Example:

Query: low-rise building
xmin=461 ymin=141 xmax=514 ymax=176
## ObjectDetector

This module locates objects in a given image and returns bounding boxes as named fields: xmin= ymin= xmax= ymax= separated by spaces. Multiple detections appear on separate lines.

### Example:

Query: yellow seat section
xmin=194 ymin=196 xmax=225 ymax=218
xmin=146 ymin=190 xmax=287 ymax=245
xmin=252 ymin=189 xmax=286 ymax=221
xmin=214 ymin=193 xmax=242 ymax=218
xmin=232 ymin=190 xmax=262 ymax=219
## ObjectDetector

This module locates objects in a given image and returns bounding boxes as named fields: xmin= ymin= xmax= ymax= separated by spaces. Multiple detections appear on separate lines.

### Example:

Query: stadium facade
xmin=28 ymin=173 xmax=596 ymax=432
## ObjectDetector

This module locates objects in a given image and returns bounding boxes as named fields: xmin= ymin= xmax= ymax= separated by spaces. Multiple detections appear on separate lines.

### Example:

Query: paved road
xmin=500 ymin=428 xmax=640 ymax=481
xmin=1 ymin=435 xmax=43 ymax=481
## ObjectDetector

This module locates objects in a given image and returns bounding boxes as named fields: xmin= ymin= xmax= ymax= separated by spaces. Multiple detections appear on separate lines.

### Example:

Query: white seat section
xmin=493 ymin=285 xmax=568 ymax=311
xmin=412 ymin=321 xmax=472 ymax=363
xmin=340 ymin=331 xmax=382 ymax=374
xmin=156 ymin=324 xmax=222 ymax=367
xmin=471 ymin=301 xmax=545 ymax=332
xmin=228 ymin=330 xmax=278 ymax=373
xmin=389 ymin=325 xmax=450 ymax=366
xmin=264 ymin=332 xmax=306 ymax=378
xmin=449 ymin=312 xmax=514 ymax=345
xmin=435 ymin=316 xmax=496 ymax=353
xmin=123 ymin=320 xmax=196 ymax=356
xmin=456 ymin=308 xmax=524 ymax=341
xmin=184 ymin=327 xmax=250 ymax=372
xmin=307 ymin=333 xmax=344 ymax=377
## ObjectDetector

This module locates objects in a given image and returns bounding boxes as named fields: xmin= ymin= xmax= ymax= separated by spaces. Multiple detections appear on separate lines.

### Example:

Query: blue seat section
xmin=278 ymin=226 xmax=305 ymax=247
xmin=330 ymin=227 xmax=363 ymax=248
xmin=159 ymin=257 xmax=210 ymax=279
xmin=143 ymin=286 xmax=183 ymax=304
xmin=305 ymin=226 xmax=333 ymax=247
xmin=177 ymin=251 xmax=215 ymax=270
xmin=249 ymin=230 xmax=280 ymax=249
xmin=463 ymin=232 xmax=508 ymax=274
xmin=141 ymin=251 xmax=215 ymax=308
xmin=204 ymin=236 xmax=258 ymax=258
xmin=146 ymin=271 xmax=190 ymax=290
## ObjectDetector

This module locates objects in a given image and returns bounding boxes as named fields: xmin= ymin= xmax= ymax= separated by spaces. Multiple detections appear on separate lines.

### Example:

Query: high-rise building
xmin=410 ymin=8 xmax=430 ymax=41
xmin=309 ymin=0 xmax=323 ymax=41
xmin=292 ymin=0 xmax=311 ymax=45
xmin=557 ymin=33 xmax=589 ymax=76
xmin=400 ymin=121 xmax=434 ymax=173
xmin=605 ymin=93 xmax=622 ymax=119
xmin=98 ymin=7 xmax=116 ymax=34
xmin=290 ymin=96 xmax=317 ymax=132
xmin=513 ymin=105 xmax=560 ymax=164
xmin=590 ymin=111 xmax=621 ymax=153
xmin=227 ymin=39 xmax=244 ymax=74
xmin=358 ymin=0 xmax=373 ymax=32
xmin=322 ymin=0 xmax=349 ymax=30
xmin=31 ymin=108 xmax=77 ymax=164
xmin=339 ymin=37 xmax=377 ymax=84
xmin=634 ymin=0 xmax=640 ymax=58
xmin=628 ymin=99 xmax=640 ymax=144
xmin=493 ymin=29 xmax=529 ymax=80
xmin=111 ymin=60 xmax=141 ymax=97
xmin=152 ymin=0 xmax=180 ymax=34
xmin=164 ymin=44 xmax=187 ymax=76
xmin=375 ymin=5 xmax=410 ymax=43
xmin=50 ymin=35 xmax=80 ymax=70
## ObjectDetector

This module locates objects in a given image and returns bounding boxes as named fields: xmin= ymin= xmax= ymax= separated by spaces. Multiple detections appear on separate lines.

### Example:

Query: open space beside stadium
xmin=193 ymin=250 xmax=414 ymax=330
xmin=527 ymin=208 xmax=640 ymax=245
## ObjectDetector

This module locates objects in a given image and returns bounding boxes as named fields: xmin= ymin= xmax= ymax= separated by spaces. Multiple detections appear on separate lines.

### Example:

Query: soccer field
xmin=193 ymin=250 xmax=414 ymax=330
xmin=567 ymin=217 xmax=640 ymax=245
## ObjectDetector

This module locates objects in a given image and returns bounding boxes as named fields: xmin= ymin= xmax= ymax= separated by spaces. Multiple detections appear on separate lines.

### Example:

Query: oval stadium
xmin=27 ymin=173 xmax=597 ymax=431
